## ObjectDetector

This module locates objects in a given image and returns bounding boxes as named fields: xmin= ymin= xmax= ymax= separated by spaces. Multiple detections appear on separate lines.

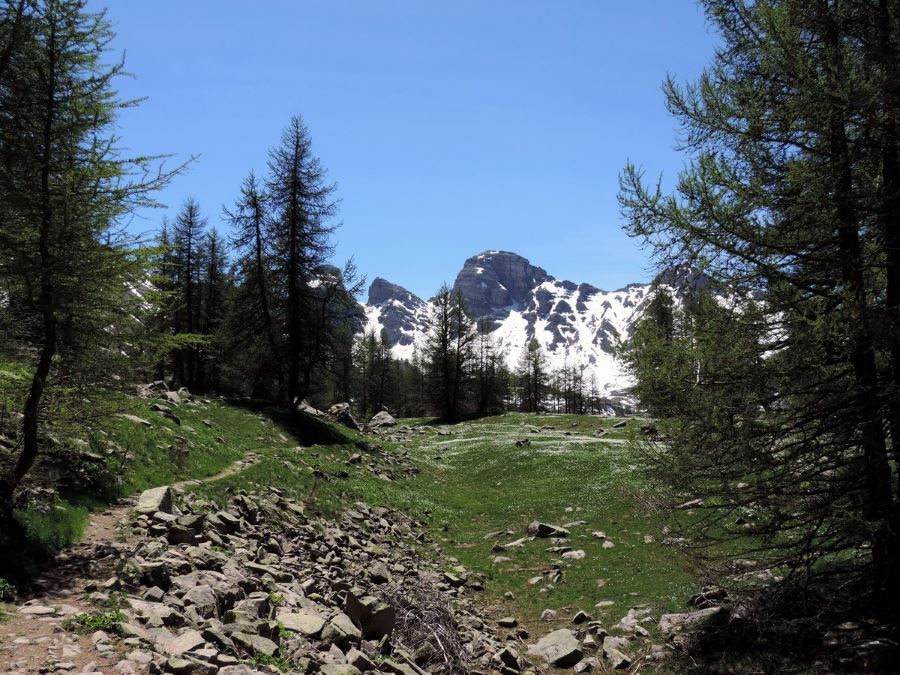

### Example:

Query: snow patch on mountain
xmin=361 ymin=251 xmax=688 ymax=408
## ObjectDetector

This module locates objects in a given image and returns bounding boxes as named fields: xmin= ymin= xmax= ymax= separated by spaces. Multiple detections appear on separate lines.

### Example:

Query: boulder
xmin=166 ymin=656 xmax=217 ymax=675
xmin=321 ymin=612 xmax=362 ymax=646
xmin=602 ymin=635 xmax=632 ymax=669
xmin=232 ymin=632 xmax=277 ymax=657
xmin=527 ymin=628 xmax=583 ymax=667
xmin=658 ymin=606 xmax=725 ymax=635
xmin=327 ymin=403 xmax=361 ymax=431
xmin=162 ymin=390 xmax=182 ymax=405
xmin=345 ymin=590 xmax=395 ymax=639
xmin=219 ymin=666 xmax=267 ymax=675
xmin=163 ymin=629 xmax=204 ymax=656
xmin=527 ymin=521 xmax=569 ymax=538
xmin=320 ymin=666 xmax=361 ymax=675
xmin=276 ymin=608 xmax=326 ymax=637
xmin=368 ymin=410 xmax=397 ymax=428
xmin=183 ymin=585 xmax=218 ymax=619
xmin=136 ymin=381 xmax=168 ymax=398
xmin=297 ymin=400 xmax=324 ymax=417
xmin=136 ymin=486 xmax=173 ymax=515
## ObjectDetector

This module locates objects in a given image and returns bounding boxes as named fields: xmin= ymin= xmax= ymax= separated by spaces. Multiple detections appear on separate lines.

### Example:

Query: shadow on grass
xmin=225 ymin=398 xmax=370 ymax=449
xmin=419 ymin=411 xmax=504 ymax=426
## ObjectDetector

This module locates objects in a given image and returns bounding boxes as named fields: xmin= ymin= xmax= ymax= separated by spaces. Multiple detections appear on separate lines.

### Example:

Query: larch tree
xmin=619 ymin=0 xmax=900 ymax=621
xmin=266 ymin=116 xmax=337 ymax=408
xmin=170 ymin=197 xmax=207 ymax=388
xmin=224 ymin=171 xmax=284 ymax=401
xmin=0 ymin=0 xmax=175 ymax=524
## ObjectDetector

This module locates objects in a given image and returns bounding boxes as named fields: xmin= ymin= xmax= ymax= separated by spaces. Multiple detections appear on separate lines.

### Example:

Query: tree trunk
xmin=1 ymin=14 xmax=58 ymax=524
xmin=829 ymin=94 xmax=899 ymax=610
xmin=253 ymin=207 xmax=284 ymax=403
xmin=286 ymin=139 xmax=302 ymax=409
xmin=876 ymin=0 xmax=900 ymax=506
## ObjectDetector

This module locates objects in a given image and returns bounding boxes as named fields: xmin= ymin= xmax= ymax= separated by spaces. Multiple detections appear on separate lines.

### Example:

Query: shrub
xmin=61 ymin=609 xmax=123 ymax=635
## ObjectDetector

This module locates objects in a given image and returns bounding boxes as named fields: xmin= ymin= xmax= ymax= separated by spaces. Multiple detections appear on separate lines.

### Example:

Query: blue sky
xmin=96 ymin=1 xmax=718 ymax=299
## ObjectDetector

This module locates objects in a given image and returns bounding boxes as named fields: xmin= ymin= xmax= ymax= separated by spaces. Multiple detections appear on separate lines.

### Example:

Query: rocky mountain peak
xmin=367 ymin=277 xmax=423 ymax=307
xmin=453 ymin=250 xmax=551 ymax=318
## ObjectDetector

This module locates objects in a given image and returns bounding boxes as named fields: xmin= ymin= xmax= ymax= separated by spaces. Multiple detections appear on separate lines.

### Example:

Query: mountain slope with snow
xmin=363 ymin=250 xmax=677 ymax=408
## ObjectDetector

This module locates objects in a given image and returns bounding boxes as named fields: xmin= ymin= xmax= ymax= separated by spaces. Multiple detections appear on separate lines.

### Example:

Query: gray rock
xmin=602 ymin=636 xmax=632 ymax=669
xmin=369 ymin=562 xmax=391 ymax=584
xmin=163 ymin=629 xmax=204 ymax=656
xmin=165 ymin=656 xmax=217 ymax=675
xmin=346 ymin=647 xmax=377 ymax=671
xmin=319 ymin=666 xmax=361 ymax=675
xmin=495 ymin=646 xmax=520 ymax=670
xmin=218 ymin=666 xmax=267 ymax=675
xmin=527 ymin=629 xmax=583 ymax=667
xmin=658 ymin=606 xmax=724 ymax=635
xmin=321 ymin=612 xmax=362 ymax=646
xmin=327 ymin=403 xmax=360 ymax=431
xmin=368 ymin=411 xmax=397 ymax=428
xmin=136 ymin=486 xmax=173 ymax=515
xmin=232 ymin=632 xmax=277 ymax=657
xmin=276 ymin=608 xmax=325 ymax=637
xmin=297 ymin=400 xmax=325 ymax=417
xmin=183 ymin=585 xmax=218 ymax=619
xmin=453 ymin=251 xmax=550 ymax=318
xmin=345 ymin=591 xmax=394 ymax=639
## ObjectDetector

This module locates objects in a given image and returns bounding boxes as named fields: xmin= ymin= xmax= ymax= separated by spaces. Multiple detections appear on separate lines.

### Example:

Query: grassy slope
xmin=186 ymin=410 xmax=697 ymax=644
xmin=392 ymin=414 xmax=696 ymax=633
xmin=2 ymin=364 xmax=697 ymax=659
xmin=1 ymin=385 xmax=290 ymax=577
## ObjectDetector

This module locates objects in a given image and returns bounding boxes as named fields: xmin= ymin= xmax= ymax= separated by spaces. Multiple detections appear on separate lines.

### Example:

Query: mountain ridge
xmin=361 ymin=250 xmax=682 ymax=410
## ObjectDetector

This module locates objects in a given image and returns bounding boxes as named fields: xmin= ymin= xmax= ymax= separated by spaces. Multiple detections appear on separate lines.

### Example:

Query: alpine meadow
xmin=0 ymin=2 xmax=899 ymax=674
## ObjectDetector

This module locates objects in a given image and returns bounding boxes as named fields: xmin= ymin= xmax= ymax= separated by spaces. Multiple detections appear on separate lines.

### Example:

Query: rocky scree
xmin=65 ymin=486 xmax=528 ymax=674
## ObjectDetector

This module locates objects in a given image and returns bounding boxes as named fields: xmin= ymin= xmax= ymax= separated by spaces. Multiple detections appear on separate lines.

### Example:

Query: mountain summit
xmin=452 ymin=250 xmax=551 ymax=318
xmin=363 ymin=250 xmax=664 ymax=407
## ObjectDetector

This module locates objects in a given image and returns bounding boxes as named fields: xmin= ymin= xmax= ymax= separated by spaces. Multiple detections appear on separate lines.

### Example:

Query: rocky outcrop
xmin=452 ymin=251 xmax=550 ymax=318
xmin=368 ymin=277 xmax=423 ymax=308
xmin=365 ymin=278 xmax=428 ymax=348
xmin=327 ymin=403 xmax=360 ymax=431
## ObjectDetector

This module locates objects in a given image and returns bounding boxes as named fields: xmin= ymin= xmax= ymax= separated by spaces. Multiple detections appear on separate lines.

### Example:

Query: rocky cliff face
xmin=364 ymin=277 xmax=428 ymax=348
xmin=453 ymin=251 xmax=550 ymax=318
xmin=362 ymin=251 xmax=688 ymax=410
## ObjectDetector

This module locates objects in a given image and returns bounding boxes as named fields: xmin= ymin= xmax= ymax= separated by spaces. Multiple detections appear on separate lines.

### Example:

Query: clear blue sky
xmin=95 ymin=1 xmax=718 ymax=298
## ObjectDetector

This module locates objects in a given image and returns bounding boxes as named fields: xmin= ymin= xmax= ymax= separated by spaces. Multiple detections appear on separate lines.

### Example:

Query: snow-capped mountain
xmin=363 ymin=250 xmax=675 ymax=406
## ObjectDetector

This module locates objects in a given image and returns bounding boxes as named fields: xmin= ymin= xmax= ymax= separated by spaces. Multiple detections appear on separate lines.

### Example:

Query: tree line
xmin=0 ymin=0 xmax=626 ymax=533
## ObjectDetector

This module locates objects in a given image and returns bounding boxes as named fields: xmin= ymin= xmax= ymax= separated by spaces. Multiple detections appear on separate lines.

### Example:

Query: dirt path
xmin=0 ymin=453 xmax=262 ymax=675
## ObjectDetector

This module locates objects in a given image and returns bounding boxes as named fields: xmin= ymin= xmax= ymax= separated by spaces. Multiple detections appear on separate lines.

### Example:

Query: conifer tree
xmin=170 ymin=197 xmax=207 ymax=388
xmin=266 ymin=116 xmax=337 ymax=407
xmin=224 ymin=171 xmax=284 ymax=401
xmin=424 ymin=284 xmax=476 ymax=420
xmin=517 ymin=339 xmax=547 ymax=412
xmin=620 ymin=0 xmax=900 ymax=618
xmin=0 ymin=0 xmax=176 ymax=523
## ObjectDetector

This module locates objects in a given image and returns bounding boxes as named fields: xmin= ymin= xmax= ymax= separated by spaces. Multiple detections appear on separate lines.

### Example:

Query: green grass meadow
xmin=1 ymin=366 xmax=698 ymax=658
